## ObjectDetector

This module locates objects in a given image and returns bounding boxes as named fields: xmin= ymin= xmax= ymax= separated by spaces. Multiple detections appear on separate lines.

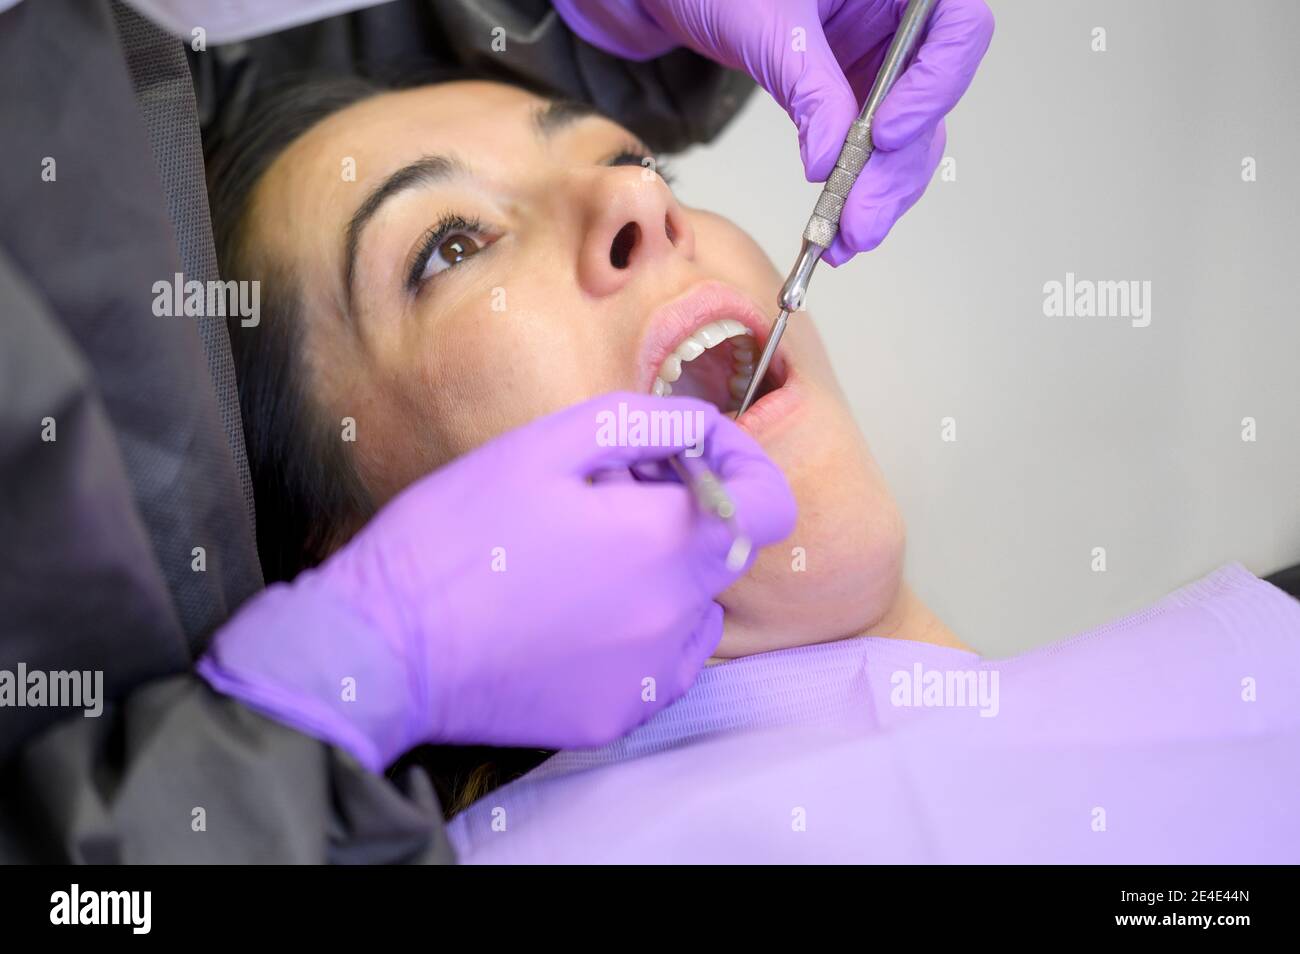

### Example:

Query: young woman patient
xmin=209 ymin=77 xmax=1300 ymax=863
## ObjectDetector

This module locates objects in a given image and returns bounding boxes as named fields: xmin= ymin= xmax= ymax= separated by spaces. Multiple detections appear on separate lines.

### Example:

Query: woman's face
xmin=250 ymin=80 xmax=904 ymax=656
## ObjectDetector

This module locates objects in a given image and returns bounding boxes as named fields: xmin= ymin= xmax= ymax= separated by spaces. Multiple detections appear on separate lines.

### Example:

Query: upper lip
xmin=637 ymin=280 xmax=784 ymax=395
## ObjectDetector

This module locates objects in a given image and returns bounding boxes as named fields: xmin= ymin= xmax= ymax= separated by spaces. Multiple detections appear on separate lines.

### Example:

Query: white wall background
xmin=671 ymin=0 xmax=1300 ymax=655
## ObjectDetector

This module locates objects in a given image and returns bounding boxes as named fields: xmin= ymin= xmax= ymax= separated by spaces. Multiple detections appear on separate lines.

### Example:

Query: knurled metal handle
xmin=803 ymin=118 xmax=873 ymax=247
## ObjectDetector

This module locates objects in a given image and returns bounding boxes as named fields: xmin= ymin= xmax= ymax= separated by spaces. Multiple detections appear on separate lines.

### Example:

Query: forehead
xmin=296 ymin=81 xmax=549 ymax=160
xmin=260 ymin=82 xmax=529 ymax=207
xmin=251 ymin=81 xmax=619 ymax=269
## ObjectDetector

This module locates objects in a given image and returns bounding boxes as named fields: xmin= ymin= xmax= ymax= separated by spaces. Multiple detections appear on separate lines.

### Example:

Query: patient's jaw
xmin=247 ymin=80 xmax=946 ymax=656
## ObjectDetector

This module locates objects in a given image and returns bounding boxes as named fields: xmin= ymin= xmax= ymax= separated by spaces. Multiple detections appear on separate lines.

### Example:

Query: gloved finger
xmin=590 ymin=602 xmax=720 ymax=743
xmin=626 ymin=457 xmax=676 ymax=483
xmin=822 ymin=119 xmax=945 ymax=265
xmin=673 ymin=600 xmax=724 ymax=694
xmin=598 ymin=415 xmax=795 ymax=552
xmin=594 ymin=418 xmax=795 ymax=592
xmin=820 ymin=0 xmax=894 ymax=103
xmin=550 ymin=0 xmax=677 ymax=61
xmin=678 ymin=424 xmax=797 ymax=591
xmin=521 ymin=391 xmax=724 ymax=476
xmin=761 ymin=20 xmax=861 ymax=183
xmin=869 ymin=0 xmax=993 ymax=152
xmin=681 ymin=416 xmax=796 ymax=541
xmin=590 ymin=466 xmax=639 ymax=484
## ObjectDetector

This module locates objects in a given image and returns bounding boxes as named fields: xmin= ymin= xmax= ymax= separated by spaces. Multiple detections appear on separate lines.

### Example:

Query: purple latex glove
xmin=198 ymin=393 xmax=795 ymax=773
xmin=554 ymin=0 xmax=994 ymax=264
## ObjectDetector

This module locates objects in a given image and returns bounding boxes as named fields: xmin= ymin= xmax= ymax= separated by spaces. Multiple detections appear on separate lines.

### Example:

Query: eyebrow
xmin=533 ymin=98 xmax=602 ymax=138
xmin=344 ymin=154 xmax=467 ymax=308
xmin=343 ymin=99 xmax=606 ymax=308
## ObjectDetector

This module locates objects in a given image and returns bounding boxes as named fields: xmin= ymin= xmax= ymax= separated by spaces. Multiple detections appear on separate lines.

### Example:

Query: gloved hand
xmin=198 ymin=393 xmax=796 ymax=772
xmin=553 ymin=0 xmax=994 ymax=264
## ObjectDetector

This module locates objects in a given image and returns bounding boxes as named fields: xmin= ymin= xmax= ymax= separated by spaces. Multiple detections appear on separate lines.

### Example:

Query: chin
xmin=714 ymin=400 xmax=908 ymax=658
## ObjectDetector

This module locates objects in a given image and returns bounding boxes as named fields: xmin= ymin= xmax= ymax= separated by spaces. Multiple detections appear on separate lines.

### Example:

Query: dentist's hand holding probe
xmin=198 ymin=393 xmax=795 ymax=772
xmin=554 ymin=0 xmax=994 ymax=265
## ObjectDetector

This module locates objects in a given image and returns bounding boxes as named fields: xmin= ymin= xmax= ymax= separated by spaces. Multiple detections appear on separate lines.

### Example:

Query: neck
xmin=713 ymin=580 xmax=969 ymax=663
xmin=861 ymin=583 xmax=969 ymax=651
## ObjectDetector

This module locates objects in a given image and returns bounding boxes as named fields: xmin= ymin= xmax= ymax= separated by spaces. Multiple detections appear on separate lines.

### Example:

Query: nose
xmin=575 ymin=167 xmax=695 ymax=297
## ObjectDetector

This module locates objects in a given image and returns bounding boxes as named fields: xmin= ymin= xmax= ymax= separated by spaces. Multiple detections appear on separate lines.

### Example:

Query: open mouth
xmin=642 ymin=282 xmax=788 ymax=418
xmin=652 ymin=319 xmax=782 ymax=414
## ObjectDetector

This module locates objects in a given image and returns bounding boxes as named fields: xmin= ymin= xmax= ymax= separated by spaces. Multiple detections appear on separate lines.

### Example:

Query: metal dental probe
xmin=735 ymin=0 xmax=937 ymax=417
xmin=659 ymin=0 xmax=935 ymax=567
xmin=667 ymin=455 xmax=751 ymax=572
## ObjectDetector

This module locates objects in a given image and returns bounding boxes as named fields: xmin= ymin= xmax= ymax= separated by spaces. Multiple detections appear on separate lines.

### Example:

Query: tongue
xmin=671 ymin=341 xmax=736 ymax=411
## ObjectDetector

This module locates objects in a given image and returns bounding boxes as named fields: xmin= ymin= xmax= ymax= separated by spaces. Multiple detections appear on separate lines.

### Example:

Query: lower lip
xmin=732 ymin=368 xmax=801 ymax=440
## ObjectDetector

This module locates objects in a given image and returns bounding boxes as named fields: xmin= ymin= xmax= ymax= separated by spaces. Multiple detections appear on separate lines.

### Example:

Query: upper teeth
xmin=653 ymin=318 xmax=757 ymax=407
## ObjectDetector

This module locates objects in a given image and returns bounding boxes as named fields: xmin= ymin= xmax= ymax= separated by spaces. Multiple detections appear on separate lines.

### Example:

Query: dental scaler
xmin=667 ymin=455 xmax=751 ymax=571
xmin=735 ymin=0 xmax=937 ymax=417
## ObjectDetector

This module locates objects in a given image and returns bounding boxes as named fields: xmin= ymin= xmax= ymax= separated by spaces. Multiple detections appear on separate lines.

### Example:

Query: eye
xmin=407 ymin=214 xmax=491 ymax=289
xmin=428 ymin=233 xmax=481 ymax=275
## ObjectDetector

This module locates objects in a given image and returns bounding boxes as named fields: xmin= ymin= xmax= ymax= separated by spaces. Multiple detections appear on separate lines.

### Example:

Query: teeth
xmin=729 ymin=374 xmax=751 ymax=399
xmin=675 ymin=338 xmax=705 ymax=362
xmin=651 ymin=319 xmax=757 ymax=397
xmin=695 ymin=324 xmax=727 ymax=348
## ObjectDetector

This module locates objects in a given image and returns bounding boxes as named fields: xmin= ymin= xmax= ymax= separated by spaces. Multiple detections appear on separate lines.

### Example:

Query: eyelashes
xmin=406 ymin=213 xmax=489 ymax=291
xmin=605 ymin=146 xmax=677 ymax=186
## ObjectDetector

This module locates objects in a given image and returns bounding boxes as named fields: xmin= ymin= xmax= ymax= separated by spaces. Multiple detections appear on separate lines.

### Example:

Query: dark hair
xmin=205 ymin=73 xmax=551 ymax=815
xmin=207 ymin=74 xmax=385 ymax=582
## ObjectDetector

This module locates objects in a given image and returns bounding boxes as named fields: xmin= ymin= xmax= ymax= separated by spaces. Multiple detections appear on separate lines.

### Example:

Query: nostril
xmin=609 ymin=222 xmax=639 ymax=269
xmin=664 ymin=213 xmax=676 ymax=246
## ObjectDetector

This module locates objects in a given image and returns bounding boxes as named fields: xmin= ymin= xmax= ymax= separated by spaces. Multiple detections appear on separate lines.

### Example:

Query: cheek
xmin=784 ymin=431 xmax=904 ymax=590
xmin=392 ymin=210 xmax=780 ymax=472
xmin=393 ymin=277 xmax=614 ymax=469
xmin=721 ymin=438 xmax=906 ymax=652
xmin=716 ymin=377 xmax=906 ymax=651
xmin=687 ymin=210 xmax=781 ymax=298
xmin=773 ymin=418 xmax=902 ymax=589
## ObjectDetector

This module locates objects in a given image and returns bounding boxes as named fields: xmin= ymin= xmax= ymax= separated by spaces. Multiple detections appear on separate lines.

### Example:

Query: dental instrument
xmin=735 ymin=0 xmax=937 ymax=417
xmin=667 ymin=455 xmax=752 ymax=571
